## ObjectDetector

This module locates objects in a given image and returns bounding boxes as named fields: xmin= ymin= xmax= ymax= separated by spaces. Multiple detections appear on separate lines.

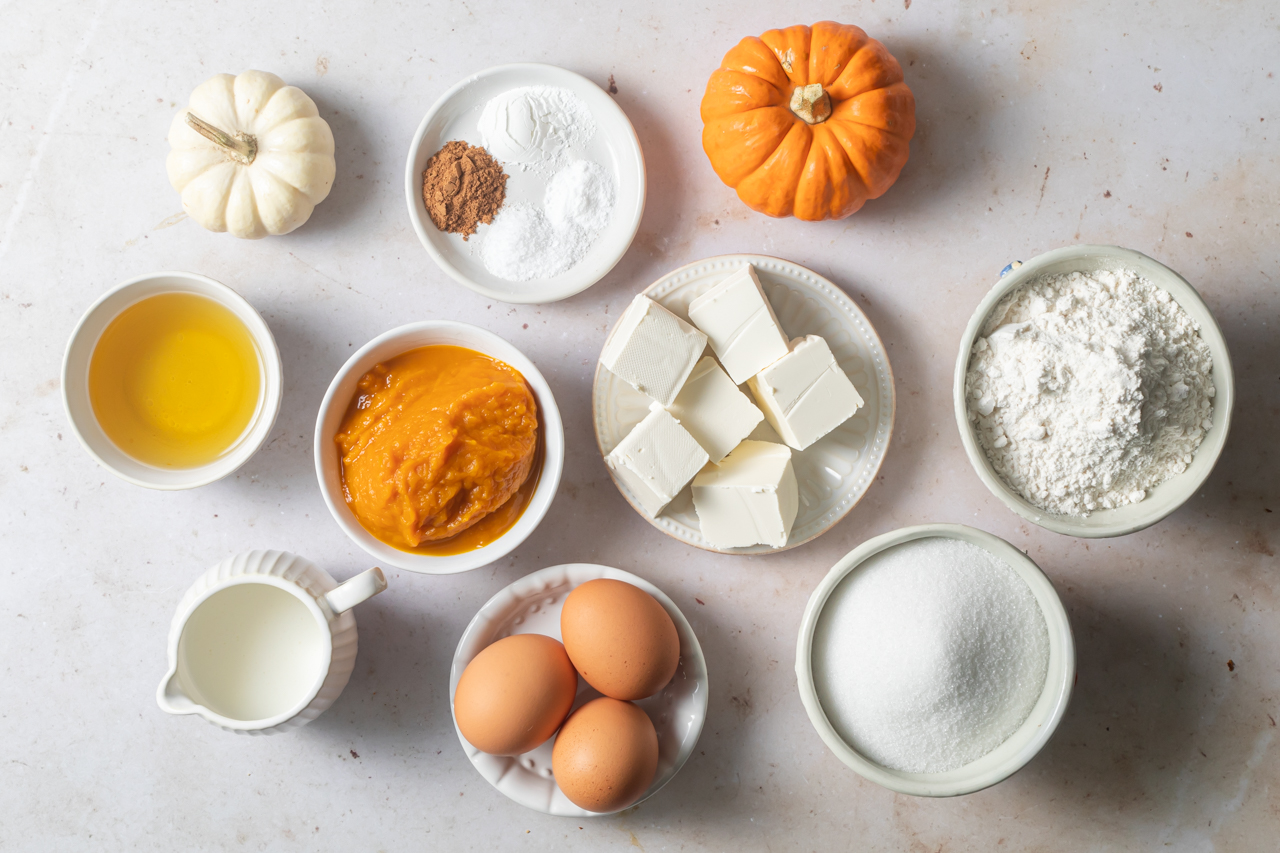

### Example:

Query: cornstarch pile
xmin=477 ymin=86 xmax=615 ymax=281
xmin=965 ymin=269 xmax=1214 ymax=516
xmin=813 ymin=538 xmax=1049 ymax=773
xmin=478 ymin=85 xmax=594 ymax=176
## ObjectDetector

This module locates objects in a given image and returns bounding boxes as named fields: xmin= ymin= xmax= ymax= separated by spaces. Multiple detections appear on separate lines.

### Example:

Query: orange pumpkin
xmin=700 ymin=22 xmax=916 ymax=221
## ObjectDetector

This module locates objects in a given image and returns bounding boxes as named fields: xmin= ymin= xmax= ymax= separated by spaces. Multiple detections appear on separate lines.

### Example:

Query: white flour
xmin=965 ymin=269 xmax=1214 ymax=516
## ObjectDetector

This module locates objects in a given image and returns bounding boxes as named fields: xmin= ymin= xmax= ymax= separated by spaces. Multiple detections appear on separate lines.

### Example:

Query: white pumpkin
xmin=167 ymin=70 xmax=336 ymax=239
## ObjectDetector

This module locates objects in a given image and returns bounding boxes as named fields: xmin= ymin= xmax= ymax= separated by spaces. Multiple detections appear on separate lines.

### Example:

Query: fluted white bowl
xmin=450 ymin=564 xmax=708 ymax=816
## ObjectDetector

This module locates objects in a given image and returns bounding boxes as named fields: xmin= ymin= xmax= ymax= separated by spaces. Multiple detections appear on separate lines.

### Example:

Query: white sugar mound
xmin=480 ymin=203 xmax=563 ymax=281
xmin=813 ymin=537 xmax=1050 ymax=773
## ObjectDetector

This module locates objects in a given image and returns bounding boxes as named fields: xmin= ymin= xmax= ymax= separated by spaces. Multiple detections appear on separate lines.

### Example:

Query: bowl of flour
xmin=953 ymin=245 xmax=1234 ymax=538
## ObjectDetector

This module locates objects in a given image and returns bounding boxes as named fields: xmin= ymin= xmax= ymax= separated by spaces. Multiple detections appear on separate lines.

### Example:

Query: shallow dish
xmin=953 ymin=245 xmax=1235 ymax=538
xmin=313 ymin=321 xmax=564 ymax=574
xmin=450 ymin=563 xmax=708 ymax=817
xmin=405 ymin=63 xmax=646 ymax=304
xmin=62 ymin=271 xmax=283 ymax=490
xmin=795 ymin=523 xmax=1075 ymax=797
xmin=592 ymin=254 xmax=895 ymax=554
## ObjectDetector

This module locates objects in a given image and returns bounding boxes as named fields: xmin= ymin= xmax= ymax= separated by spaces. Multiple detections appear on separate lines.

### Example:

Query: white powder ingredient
xmin=545 ymin=160 xmax=614 ymax=232
xmin=478 ymin=86 xmax=595 ymax=175
xmin=481 ymin=160 xmax=615 ymax=282
xmin=480 ymin=204 xmax=562 ymax=281
xmin=965 ymin=269 xmax=1214 ymax=516
xmin=813 ymin=537 xmax=1050 ymax=774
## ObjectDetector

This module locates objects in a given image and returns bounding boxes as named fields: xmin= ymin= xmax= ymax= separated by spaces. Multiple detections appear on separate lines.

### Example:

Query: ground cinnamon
xmin=422 ymin=140 xmax=507 ymax=239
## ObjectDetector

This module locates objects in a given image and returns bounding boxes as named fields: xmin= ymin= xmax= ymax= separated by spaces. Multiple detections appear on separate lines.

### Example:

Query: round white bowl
xmin=61 ymin=271 xmax=283 ymax=490
xmin=795 ymin=524 xmax=1075 ymax=797
xmin=450 ymin=563 xmax=708 ymax=816
xmin=953 ymin=245 xmax=1235 ymax=538
xmin=405 ymin=63 xmax=646 ymax=304
xmin=314 ymin=321 xmax=564 ymax=574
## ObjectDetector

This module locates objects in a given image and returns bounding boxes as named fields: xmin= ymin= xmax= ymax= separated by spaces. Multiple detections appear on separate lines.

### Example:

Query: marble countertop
xmin=2 ymin=1 xmax=1276 ymax=850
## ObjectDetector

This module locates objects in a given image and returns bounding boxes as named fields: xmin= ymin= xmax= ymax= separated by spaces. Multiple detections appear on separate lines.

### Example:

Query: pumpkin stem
xmin=790 ymin=84 xmax=832 ymax=125
xmin=185 ymin=112 xmax=258 ymax=165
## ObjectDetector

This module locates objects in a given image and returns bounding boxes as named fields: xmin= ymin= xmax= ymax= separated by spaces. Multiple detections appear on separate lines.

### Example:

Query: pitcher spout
xmin=156 ymin=668 xmax=200 ymax=716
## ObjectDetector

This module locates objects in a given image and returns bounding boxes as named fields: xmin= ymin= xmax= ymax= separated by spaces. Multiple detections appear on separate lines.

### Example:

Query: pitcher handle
xmin=323 ymin=567 xmax=388 ymax=614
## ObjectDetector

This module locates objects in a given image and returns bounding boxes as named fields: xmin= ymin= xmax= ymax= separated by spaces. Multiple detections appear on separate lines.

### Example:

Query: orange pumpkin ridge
xmin=700 ymin=21 xmax=916 ymax=221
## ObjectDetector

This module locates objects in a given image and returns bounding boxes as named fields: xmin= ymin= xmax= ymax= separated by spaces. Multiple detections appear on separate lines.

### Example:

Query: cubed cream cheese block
xmin=747 ymin=335 xmax=864 ymax=451
xmin=600 ymin=294 xmax=708 ymax=407
xmin=692 ymin=440 xmax=799 ymax=549
xmin=667 ymin=357 xmax=764 ymax=464
xmin=605 ymin=403 xmax=710 ymax=517
xmin=686 ymin=265 xmax=790 ymax=385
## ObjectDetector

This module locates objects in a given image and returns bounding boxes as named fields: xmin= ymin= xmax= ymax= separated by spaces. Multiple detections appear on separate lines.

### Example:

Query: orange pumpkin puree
xmin=335 ymin=345 xmax=539 ymax=554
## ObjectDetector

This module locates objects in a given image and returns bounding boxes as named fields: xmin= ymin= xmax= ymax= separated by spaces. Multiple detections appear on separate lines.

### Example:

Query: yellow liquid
xmin=88 ymin=292 xmax=262 ymax=469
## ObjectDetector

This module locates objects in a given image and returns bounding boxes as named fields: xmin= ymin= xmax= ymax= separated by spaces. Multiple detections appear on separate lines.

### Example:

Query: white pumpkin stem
xmin=790 ymin=84 xmax=832 ymax=125
xmin=185 ymin=112 xmax=258 ymax=165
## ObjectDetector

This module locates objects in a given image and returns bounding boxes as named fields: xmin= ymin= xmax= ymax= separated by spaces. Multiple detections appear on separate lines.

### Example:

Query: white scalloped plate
xmin=593 ymin=255 xmax=896 ymax=554
xmin=449 ymin=564 xmax=708 ymax=817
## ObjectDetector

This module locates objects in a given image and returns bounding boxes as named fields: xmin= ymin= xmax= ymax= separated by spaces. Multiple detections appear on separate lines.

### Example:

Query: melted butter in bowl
xmin=88 ymin=291 xmax=263 ymax=469
xmin=335 ymin=345 xmax=541 ymax=555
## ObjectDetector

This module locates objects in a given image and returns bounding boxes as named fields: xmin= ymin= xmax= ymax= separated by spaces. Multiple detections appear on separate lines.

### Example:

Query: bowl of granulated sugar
xmin=795 ymin=524 xmax=1075 ymax=797
xmin=954 ymin=244 xmax=1234 ymax=538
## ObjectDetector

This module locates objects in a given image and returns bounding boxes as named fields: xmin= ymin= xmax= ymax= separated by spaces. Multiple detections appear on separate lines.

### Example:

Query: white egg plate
xmin=449 ymin=564 xmax=708 ymax=817
xmin=404 ymin=63 xmax=646 ymax=304
xmin=593 ymin=254 xmax=896 ymax=554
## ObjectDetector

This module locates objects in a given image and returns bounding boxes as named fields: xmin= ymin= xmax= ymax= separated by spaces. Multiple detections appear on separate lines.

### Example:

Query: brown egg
xmin=453 ymin=633 xmax=579 ymax=755
xmin=552 ymin=697 xmax=659 ymax=812
xmin=561 ymin=578 xmax=680 ymax=700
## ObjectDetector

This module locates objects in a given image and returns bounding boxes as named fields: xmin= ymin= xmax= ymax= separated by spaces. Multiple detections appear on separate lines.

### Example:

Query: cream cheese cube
xmin=686 ymin=265 xmax=790 ymax=385
xmin=605 ymin=403 xmax=710 ymax=517
xmin=692 ymin=440 xmax=798 ymax=549
xmin=600 ymin=294 xmax=708 ymax=406
xmin=747 ymin=335 xmax=864 ymax=451
xmin=667 ymin=357 xmax=764 ymax=464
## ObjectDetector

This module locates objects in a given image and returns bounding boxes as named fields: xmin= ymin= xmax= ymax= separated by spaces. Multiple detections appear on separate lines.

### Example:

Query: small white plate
xmin=449 ymin=564 xmax=708 ymax=817
xmin=592 ymin=255 xmax=896 ymax=554
xmin=405 ymin=63 xmax=646 ymax=304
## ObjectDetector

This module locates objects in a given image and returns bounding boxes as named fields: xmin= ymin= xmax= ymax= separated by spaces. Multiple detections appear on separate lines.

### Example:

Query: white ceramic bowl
xmin=450 ymin=563 xmax=708 ymax=816
xmin=314 ymin=321 xmax=564 ymax=574
xmin=795 ymin=524 xmax=1075 ymax=797
xmin=405 ymin=63 xmax=646 ymax=304
xmin=953 ymin=245 xmax=1235 ymax=538
xmin=61 ymin=271 xmax=283 ymax=490
xmin=593 ymin=254 xmax=895 ymax=554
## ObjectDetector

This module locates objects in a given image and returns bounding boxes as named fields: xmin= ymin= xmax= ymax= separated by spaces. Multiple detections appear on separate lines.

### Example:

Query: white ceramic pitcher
xmin=157 ymin=550 xmax=387 ymax=734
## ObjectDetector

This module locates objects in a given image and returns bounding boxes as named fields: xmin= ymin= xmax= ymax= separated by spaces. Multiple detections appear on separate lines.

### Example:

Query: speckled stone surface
xmin=2 ymin=2 xmax=1277 ymax=850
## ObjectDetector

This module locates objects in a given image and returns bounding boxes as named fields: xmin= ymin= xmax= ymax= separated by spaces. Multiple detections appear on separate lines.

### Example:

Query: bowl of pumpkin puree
xmin=315 ymin=322 xmax=564 ymax=573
